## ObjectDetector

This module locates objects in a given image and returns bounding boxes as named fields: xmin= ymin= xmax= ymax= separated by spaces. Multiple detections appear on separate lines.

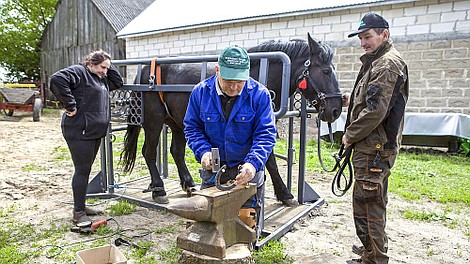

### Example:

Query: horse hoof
xmin=144 ymin=185 xmax=165 ymax=193
xmin=186 ymin=187 xmax=197 ymax=197
xmin=152 ymin=193 xmax=169 ymax=204
xmin=182 ymin=181 xmax=196 ymax=192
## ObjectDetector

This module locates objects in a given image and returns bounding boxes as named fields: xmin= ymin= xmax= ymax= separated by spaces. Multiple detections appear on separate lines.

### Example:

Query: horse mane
xmin=314 ymin=40 xmax=334 ymax=65
xmin=248 ymin=38 xmax=333 ymax=64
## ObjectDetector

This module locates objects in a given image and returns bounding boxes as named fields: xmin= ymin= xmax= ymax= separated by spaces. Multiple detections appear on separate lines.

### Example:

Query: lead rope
xmin=316 ymin=117 xmax=353 ymax=197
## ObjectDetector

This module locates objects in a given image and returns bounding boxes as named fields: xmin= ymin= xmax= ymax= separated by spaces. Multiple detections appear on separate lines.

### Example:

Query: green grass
xmin=274 ymin=138 xmax=470 ymax=205
xmin=253 ymin=239 xmax=294 ymax=264
xmin=400 ymin=208 xmax=460 ymax=229
xmin=0 ymin=213 xmax=74 ymax=263
xmin=41 ymin=108 xmax=59 ymax=115
xmin=40 ymin=126 xmax=470 ymax=261
xmin=391 ymin=151 xmax=470 ymax=204
xmin=107 ymin=200 xmax=137 ymax=216
xmin=50 ymin=145 xmax=70 ymax=162
xmin=157 ymin=242 xmax=182 ymax=264
xmin=401 ymin=208 xmax=447 ymax=222
xmin=21 ymin=163 xmax=47 ymax=172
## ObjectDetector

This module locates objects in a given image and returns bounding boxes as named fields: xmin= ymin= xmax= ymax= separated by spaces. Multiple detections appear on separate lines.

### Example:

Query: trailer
xmin=0 ymin=83 xmax=43 ymax=122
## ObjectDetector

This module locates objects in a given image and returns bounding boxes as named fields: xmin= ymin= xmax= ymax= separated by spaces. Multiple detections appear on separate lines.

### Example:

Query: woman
xmin=50 ymin=50 xmax=123 ymax=225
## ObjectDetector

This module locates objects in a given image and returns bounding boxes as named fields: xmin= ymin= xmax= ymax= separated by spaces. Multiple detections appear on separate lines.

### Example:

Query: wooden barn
xmin=40 ymin=0 xmax=154 ymax=85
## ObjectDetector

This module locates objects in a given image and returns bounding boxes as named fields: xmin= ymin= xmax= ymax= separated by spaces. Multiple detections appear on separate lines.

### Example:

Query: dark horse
xmin=121 ymin=33 xmax=342 ymax=204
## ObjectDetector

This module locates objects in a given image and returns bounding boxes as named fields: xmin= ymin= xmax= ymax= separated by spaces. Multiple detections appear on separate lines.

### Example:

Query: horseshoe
xmin=215 ymin=165 xmax=236 ymax=191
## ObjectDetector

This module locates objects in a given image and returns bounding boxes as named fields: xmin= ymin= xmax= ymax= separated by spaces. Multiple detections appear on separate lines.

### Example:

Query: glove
xmin=201 ymin=152 xmax=212 ymax=170
xmin=235 ymin=162 xmax=256 ymax=186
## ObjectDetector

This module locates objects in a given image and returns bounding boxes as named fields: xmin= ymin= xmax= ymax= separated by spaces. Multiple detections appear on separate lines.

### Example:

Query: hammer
xmin=211 ymin=147 xmax=220 ymax=173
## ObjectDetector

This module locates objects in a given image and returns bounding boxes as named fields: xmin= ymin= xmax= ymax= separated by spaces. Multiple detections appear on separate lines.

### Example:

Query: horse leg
xmin=266 ymin=151 xmax=297 ymax=206
xmin=142 ymin=123 xmax=169 ymax=204
xmin=169 ymin=123 xmax=196 ymax=194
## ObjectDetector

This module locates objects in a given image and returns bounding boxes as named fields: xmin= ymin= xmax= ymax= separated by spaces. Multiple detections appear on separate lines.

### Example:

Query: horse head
xmin=296 ymin=33 xmax=342 ymax=123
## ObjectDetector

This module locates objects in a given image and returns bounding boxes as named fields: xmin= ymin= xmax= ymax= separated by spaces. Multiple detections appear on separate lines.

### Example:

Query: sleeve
xmin=243 ymin=86 xmax=277 ymax=172
xmin=344 ymin=66 xmax=398 ymax=144
xmin=106 ymin=64 xmax=124 ymax=91
xmin=49 ymin=66 xmax=80 ymax=112
xmin=183 ymin=85 xmax=212 ymax=162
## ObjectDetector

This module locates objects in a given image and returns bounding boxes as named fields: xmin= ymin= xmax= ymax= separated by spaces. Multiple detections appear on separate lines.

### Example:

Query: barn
xmin=40 ymin=0 xmax=155 ymax=84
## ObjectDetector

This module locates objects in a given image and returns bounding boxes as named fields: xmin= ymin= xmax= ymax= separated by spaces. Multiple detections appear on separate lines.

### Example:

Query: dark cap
xmin=348 ymin=13 xmax=389 ymax=38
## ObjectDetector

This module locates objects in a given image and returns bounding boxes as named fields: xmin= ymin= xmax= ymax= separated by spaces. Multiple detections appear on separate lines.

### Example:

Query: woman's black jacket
xmin=50 ymin=64 xmax=123 ymax=140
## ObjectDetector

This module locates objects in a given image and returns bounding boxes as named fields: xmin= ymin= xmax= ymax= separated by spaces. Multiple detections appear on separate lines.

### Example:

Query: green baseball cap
xmin=218 ymin=45 xmax=250 ymax=81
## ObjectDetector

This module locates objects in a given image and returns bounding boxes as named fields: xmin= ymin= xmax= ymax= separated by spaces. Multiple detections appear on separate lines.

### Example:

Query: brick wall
xmin=124 ymin=0 xmax=470 ymax=114
xmin=334 ymin=36 xmax=470 ymax=114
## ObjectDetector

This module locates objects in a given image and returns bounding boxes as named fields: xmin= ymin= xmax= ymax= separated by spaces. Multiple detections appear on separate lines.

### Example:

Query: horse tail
xmin=120 ymin=124 xmax=141 ymax=173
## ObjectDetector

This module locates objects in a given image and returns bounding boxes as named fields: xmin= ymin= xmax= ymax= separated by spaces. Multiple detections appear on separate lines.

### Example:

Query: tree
xmin=0 ymin=0 xmax=57 ymax=82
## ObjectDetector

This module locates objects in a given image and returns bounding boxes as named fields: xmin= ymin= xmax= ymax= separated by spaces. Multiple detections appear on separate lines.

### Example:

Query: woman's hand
xmin=66 ymin=108 xmax=77 ymax=117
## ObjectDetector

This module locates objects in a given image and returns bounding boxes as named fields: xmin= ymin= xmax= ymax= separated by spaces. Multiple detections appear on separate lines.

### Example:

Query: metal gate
xmin=86 ymin=52 xmax=324 ymax=248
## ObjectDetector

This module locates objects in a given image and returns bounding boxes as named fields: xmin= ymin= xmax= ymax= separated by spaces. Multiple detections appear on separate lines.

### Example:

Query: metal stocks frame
xmin=86 ymin=52 xmax=324 ymax=248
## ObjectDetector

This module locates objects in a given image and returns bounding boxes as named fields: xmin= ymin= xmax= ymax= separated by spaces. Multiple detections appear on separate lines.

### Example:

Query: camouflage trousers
xmin=352 ymin=151 xmax=396 ymax=264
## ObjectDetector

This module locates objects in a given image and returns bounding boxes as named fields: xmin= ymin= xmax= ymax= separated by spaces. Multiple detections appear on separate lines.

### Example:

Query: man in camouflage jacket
xmin=343 ymin=13 xmax=409 ymax=264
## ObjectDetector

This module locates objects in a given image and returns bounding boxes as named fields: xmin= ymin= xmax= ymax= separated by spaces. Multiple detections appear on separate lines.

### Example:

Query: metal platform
xmin=87 ymin=174 xmax=324 ymax=248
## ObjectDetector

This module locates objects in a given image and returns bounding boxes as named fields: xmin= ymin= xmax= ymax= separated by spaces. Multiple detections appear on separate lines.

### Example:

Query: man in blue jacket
xmin=184 ymin=45 xmax=276 ymax=230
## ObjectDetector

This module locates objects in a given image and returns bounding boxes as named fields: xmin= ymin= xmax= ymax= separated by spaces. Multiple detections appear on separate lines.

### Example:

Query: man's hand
xmin=342 ymin=135 xmax=352 ymax=149
xmin=201 ymin=151 xmax=212 ymax=170
xmin=342 ymin=92 xmax=351 ymax=107
xmin=235 ymin=163 xmax=256 ymax=186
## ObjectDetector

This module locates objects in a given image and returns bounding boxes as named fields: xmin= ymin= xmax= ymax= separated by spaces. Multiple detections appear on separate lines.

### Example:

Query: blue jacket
xmin=184 ymin=75 xmax=276 ymax=172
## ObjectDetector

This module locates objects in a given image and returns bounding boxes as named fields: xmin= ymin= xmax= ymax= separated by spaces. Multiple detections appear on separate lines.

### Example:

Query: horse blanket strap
xmin=149 ymin=58 xmax=165 ymax=105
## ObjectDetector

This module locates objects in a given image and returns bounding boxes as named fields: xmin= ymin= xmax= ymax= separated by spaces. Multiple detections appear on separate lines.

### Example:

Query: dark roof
xmin=92 ymin=0 xmax=156 ymax=32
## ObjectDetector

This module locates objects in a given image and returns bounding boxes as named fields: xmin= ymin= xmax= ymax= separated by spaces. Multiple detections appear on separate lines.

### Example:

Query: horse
xmin=120 ymin=33 xmax=342 ymax=204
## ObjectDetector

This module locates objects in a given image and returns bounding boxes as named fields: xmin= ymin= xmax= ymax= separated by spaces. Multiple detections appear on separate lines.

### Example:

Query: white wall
xmin=124 ymin=0 xmax=470 ymax=58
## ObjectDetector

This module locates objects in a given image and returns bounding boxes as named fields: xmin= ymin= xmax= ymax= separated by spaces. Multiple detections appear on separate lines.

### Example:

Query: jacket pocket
xmin=201 ymin=112 xmax=223 ymax=139
xmin=364 ymin=125 xmax=386 ymax=152
xmin=83 ymin=111 xmax=108 ymax=139
xmin=233 ymin=112 xmax=255 ymax=143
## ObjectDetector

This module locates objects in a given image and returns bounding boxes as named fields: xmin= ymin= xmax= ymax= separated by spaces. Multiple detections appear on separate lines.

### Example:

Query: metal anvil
xmin=167 ymin=184 xmax=257 ymax=259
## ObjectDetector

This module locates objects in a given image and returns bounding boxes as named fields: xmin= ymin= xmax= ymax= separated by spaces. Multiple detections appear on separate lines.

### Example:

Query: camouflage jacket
xmin=344 ymin=40 xmax=409 ymax=155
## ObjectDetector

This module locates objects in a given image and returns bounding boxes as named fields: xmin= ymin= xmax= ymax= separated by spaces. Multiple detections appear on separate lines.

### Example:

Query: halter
xmin=297 ymin=59 xmax=352 ymax=196
xmin=296 ymin=59 xmax=342 ymax=110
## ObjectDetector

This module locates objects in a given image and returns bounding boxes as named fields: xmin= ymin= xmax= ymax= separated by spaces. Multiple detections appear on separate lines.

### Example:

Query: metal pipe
xmin=113 ymin=52 xmax=291 ymax=119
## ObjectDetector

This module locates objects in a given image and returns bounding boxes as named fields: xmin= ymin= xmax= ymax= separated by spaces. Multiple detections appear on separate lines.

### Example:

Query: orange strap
xmin=149 ymin=58 xmax=164 ymax=102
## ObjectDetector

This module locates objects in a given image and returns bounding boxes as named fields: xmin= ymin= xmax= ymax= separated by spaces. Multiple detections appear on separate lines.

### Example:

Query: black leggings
xmin=66 ymin=138 xmax=101 ymax=212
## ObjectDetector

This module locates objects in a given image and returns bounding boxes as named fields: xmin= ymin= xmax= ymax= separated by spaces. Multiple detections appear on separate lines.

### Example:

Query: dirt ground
xmin=1 ymin=111 xmax=469 ymax=264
